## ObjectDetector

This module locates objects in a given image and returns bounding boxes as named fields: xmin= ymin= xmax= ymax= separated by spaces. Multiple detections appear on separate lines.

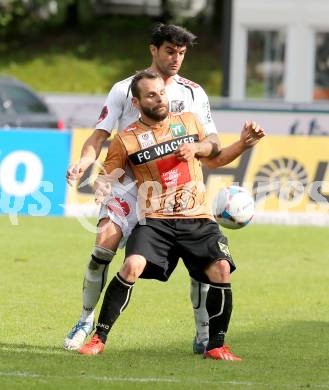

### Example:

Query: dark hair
xmin=150 ymin=23 xmax=197 ymax=48
xmin=130 ymin=70 xmax=162 ymax=99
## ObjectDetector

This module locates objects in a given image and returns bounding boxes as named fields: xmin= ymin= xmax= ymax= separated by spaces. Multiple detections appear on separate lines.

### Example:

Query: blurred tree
xmin=64 ymin=0 xmax=79 ymax=26
xmin=0 ymin=0 xmax=55 ymax=33
xmin=0 ymin=0 xmax=90 ymax=36
xmin=160 ymin=0 xmax=171 ymax=23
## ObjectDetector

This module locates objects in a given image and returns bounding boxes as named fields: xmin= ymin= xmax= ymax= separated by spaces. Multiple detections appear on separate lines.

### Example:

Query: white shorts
xmin=98 ymin=175 xmax=138 ymax=248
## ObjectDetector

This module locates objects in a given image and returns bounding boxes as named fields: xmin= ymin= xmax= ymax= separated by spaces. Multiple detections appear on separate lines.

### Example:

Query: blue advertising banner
xmin=0 ymin=129 xmax=71 ymax=216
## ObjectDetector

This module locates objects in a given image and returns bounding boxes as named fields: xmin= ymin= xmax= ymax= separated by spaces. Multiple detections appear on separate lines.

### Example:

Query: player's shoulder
xmin=173 ymin=75 xmax=208 ymax=101
xmin=111 ymin=75 xmax=134 ymax=93
xmin=174 ymin=75 xmax=201 ymax=89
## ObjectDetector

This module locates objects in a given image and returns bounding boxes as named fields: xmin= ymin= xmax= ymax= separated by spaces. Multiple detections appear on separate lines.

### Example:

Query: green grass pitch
xmin=0 ymin=215 xmax=328 ymax=389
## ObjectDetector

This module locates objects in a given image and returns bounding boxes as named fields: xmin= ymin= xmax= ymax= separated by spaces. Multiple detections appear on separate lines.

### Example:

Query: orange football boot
xmin=78 ymin=334 xmax=105 ymax=355
xmin=204 ymin=345 xmax=241 ymax=361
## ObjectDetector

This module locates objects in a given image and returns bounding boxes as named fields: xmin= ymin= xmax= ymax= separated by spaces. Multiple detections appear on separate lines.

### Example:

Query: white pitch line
xmin=0 ymin=346 xmax=67 ymax=355
xmin=0 ymin=371 xmax=328 ymax=388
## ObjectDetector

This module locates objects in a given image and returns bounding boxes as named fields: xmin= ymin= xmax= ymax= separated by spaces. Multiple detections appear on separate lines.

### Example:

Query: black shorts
xmin=125 ymin=218 xmax=236 ymax=283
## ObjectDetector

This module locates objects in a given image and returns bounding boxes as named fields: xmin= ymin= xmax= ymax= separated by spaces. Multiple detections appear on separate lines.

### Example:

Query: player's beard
xmin=161 ymin=67 xmax=177 ymax=77
xmin=159 ymin=63 xmax=179 ymax=77
xmin=154 ymin=58 xmax=180 ymax=77
xmin=140 ymin=103 xmax=169 ymax=121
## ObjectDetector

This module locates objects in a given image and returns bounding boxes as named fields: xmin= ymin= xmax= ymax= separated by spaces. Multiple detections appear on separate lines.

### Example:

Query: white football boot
xmin=63 ymin=320 xmax=94 ymax=350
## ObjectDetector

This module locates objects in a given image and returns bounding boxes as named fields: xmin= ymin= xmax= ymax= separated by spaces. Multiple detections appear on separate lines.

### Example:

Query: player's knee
xmin=120 ymin=255 xmax=146 ymax=282
xmin=96 ymin=218 xmax=122 ymax=250
xmin=84 ymin=246 xmax=115 ymax=283
xmin=206 ymin=259 xmax=230 ymax=283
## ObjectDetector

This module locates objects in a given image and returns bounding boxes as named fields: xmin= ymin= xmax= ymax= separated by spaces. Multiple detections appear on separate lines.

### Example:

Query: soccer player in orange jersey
xmin=78 ymin=70 xmax=264 ymax=359
xmin=64 ymin=24 xmax=264 ymax=353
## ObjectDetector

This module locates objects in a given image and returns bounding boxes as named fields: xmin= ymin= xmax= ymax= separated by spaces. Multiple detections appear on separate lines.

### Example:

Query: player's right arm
xmin=94 ymin=135 xmax=128 ymax=205
xmin=66 ymin=81 xmax=127 ymax=186
xmin=66 ymin=129 xmax=109 ymax=186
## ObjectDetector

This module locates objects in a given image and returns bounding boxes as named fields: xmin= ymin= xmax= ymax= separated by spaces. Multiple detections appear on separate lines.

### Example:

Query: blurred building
xmin=91 ymin=0 xmax=213 ymax=18
xmin=44 ymin=0 xmax=329 ymax=135
xmin=226 ymin=0 xmax=329 ymax=103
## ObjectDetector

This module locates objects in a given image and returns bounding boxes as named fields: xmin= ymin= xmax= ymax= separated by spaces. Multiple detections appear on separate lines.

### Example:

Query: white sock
xmin=190 ymin=278 xmax=209 ymax=343
xmin=80 ymin=246 xmax=115 ymax=322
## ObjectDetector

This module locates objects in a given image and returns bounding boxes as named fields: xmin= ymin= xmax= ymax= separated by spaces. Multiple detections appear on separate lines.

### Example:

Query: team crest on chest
xmin=170 ymin=100 xmax=185 ymax=113
xmin=170 ymin=124 xmax=186 ymax=138
xmin=138 ymin=131 xmax=156 ymax=148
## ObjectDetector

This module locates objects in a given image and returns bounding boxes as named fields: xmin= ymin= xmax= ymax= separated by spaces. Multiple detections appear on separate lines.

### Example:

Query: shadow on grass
xmin=0 ymin=320 xmax=328 ymax=386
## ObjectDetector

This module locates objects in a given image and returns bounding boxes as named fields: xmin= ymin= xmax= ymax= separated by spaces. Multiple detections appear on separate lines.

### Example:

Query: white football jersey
xmin=95 ymin=74 xmax=217 ymax=136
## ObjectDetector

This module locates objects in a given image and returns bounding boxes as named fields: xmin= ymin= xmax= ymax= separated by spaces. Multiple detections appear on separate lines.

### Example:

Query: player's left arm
xmin=202 ymin=121 xmax=265 ymax=169
xmin=174 ymin=111 xmax=221 ymax=162
xmin=174 ymin=132 xmax=220 ymax=161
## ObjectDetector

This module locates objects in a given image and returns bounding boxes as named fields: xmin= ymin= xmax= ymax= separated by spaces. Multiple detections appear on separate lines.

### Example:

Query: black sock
xmin=206 ymin=283 xmax=232 ymax=351
xmin=96 ymin=273 xmax=134 ymax=343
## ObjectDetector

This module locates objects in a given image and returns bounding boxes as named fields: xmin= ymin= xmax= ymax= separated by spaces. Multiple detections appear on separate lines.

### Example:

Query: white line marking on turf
xmin=0 ymin=371 xmax=328 ymax=388
xmin=0 ymin=346 xmax=67 ymax=355
xmin=0 ymin=372 xmax=42 ymax=378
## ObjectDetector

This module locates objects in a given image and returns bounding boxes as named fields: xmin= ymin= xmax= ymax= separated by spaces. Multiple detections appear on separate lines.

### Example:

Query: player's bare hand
xmin=94 ymin=175 xmax=112 ymax=205
xmin=66 ymin=162 xmax=85 ymax=186
xmin=241 ymin=121 xmax=266 ymax=147
xmin=174 ymin=143 xmax=197 ymax=161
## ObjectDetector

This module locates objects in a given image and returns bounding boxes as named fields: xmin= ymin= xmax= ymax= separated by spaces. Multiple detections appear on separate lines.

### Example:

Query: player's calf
xmin=79 ymin=272 xmax=135 ymax=355
xmin=63 ymin=246 xmax=115 ymax=350
xmin=190 ymin=278 xmax=209 ymax=354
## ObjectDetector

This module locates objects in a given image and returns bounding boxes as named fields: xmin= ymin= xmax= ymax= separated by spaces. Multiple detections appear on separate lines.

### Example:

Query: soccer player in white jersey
xmin=64 ymin=24 xmax=263 ymax=352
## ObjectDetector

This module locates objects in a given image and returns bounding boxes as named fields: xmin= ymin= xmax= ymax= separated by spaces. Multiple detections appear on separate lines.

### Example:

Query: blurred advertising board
xmin=67 ymin=129 xmax=329 ymax=226
xmin=212 ymin=109 xmax=329 ymax=136
xmin=65 ymin=128 xmax=111 ymax=217
xmin=0 ymin=129 xmax=71 ymax=219
xmin=1 ymin=128 xmax=328 ymax=226
xmin=204 ymin=134 xmax=329 ymax=225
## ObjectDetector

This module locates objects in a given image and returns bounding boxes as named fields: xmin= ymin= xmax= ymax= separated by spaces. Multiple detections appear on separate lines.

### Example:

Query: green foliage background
xmin=0 ymin=10 xmax=222 ymax=95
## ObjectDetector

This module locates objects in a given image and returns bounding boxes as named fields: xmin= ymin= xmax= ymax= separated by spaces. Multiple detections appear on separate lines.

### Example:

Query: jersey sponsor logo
xmin=129 ymin=134 xmax=199 ymax=165
xmin=178 ymin=77 xmax=199 ymax=88
xmin=156 ymin=156 xmax=191 ymax=189
xmin=107 ymin=196 xmax=130 ymax=217
xmin=161 ymin=184 xmax=200 ymax=214
xmin=202 ymin=102 xmax=212 ymax=124
xmin=170 ymin=124 xmax=186 ymax=138
xmin=96 ymin=106 xmax=109 ymax=124
xmin=137 ymin=131 xmax=156 ymax=148
xmin=170 ymin=100 xmax=185 ymax=113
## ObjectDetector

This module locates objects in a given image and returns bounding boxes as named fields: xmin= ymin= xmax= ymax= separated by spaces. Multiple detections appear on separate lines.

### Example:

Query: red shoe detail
xmin=204 ymin=345 xmax=241 ymax=361
xmin=78 ymin=334 xmax=105 ymax=355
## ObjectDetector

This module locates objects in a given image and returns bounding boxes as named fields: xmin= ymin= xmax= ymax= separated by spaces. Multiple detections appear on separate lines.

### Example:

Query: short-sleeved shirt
xmin=96 ymin=74 xmax=217 ymax=136
xmin=103 ymin=112 xmax=213 ymax=220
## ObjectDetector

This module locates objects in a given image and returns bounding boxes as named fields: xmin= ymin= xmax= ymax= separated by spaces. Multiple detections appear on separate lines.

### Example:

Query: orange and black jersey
xmin=103 ymin=112 xmax=213 ymax=219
